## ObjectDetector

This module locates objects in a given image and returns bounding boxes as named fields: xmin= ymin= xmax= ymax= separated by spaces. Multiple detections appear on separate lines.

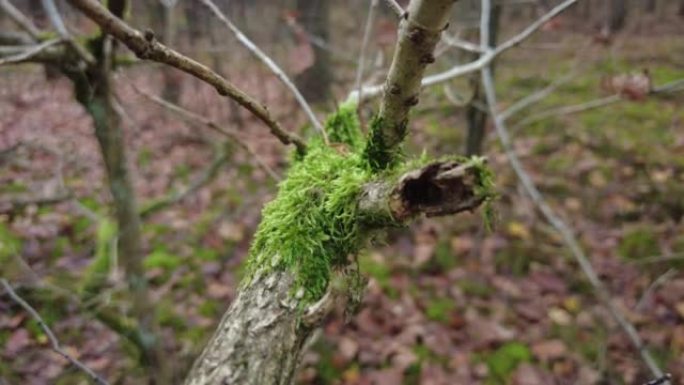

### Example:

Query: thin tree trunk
xmin=66 ymin=2 xmax=171 ymax=382
xmin=294 ymin=0 xmax=332 ymax=104
xmin=465 ymin=2 xmax=501 ymax=156
xmin=158 ymin=0 xmax=182 ymax=102
xmin=607 ymin=0 xmax=627 ymax=32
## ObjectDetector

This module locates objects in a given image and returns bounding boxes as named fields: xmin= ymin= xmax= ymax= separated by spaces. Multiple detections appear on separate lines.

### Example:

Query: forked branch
xmin=65 ymin=0 xmax=307 ymax=154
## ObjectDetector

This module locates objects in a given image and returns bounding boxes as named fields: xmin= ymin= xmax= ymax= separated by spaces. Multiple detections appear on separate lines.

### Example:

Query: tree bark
xmin=184 ymin=159 xmax=487 ymax=385
xmin=65 ymin=1 xmax=171 ymax=382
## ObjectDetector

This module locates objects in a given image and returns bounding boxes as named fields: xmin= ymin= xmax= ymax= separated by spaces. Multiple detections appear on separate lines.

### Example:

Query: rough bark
xmin=185 ymin=271 xmax=309 ymax=385
xmin=369 ymin=0 xmax=455 ymax=170
xmin=185 ymin=158 xmax=487 ymax=385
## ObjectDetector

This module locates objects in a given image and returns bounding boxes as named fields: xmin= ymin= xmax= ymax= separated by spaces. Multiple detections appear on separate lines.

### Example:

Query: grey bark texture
xmin=372 ymin=0 xmax=454 ymax=168
xmin=184 ymin=272 xmax=309 ymax=385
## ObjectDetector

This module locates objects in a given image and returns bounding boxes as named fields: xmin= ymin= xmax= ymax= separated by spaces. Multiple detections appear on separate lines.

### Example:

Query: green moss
xmin=424 ymin=297 xmax=456 ymax=323
xmin=325 ymin=100 xmax=363 ymax=151
xmin=245 ymin=105 xmax=495 ymax=305
xmin=484 ymin=342 xmax=532 ymax=385
xmin=245 ymin=137 xmax=373 ymax=304
xmin=80 ymin=217 xmax=117 ymax=298
xmin=362 ymin=115 xmax=404 ymax=172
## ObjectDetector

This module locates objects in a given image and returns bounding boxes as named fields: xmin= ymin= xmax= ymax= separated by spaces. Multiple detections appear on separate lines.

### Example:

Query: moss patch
xmin=245 ymin=103 xmax=372 ymax=304
xmin=245 ymin=102 xmax=495 ymax=304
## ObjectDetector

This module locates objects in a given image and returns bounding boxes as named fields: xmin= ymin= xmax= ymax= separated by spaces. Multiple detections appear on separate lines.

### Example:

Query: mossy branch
xmin=243 ymin=104 xmax=495 ymax=305
xmin=365 ymin=0 xmax=455 ymax=171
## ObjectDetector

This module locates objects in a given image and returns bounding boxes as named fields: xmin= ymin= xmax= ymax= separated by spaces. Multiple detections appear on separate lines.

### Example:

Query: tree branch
xmin=382 ymin=0 xmax=404 ymax=17
xmin=0 ymin=38 xmax=63 ymax=65
xmin=199 ymin=0 xmax=326 ymax=142
xmin=0 ymin=0 xmax=42 ymax=40
xmin=358 ymin=158 xmax=487 ymax=223
xmin=65 ymin=0 xmax=307 ymax=154
xmin=130 ymin=85 xmax=281 ymax=182
xmin=355 ymin=0 xmax=379 ymax=102
xmin=350 ymin=0 xmax=578 ymax=102
xmin=1 ymin=279 xmax=110 ymax=385
xmin=364 ymin=0 xmax=455 ymax=169
xmin=478 ymin=0 xmax=667 ymax=381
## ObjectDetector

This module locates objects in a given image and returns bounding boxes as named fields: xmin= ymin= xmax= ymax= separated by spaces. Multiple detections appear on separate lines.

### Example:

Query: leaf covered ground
xmin=1 ymin=18 xmax=684 ymax=385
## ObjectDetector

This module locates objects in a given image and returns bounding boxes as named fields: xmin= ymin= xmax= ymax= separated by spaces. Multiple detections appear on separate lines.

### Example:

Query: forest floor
xmin=1 ymin=21 xmax=684 ymax=385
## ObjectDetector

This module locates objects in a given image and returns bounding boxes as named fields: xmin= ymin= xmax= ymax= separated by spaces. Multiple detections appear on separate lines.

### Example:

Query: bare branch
xmin=441 ymin=32 xmax=482 ymax=53
xmin=642 ymin=374 xmax=673 ymax=385
xmin=199 ymin=0 xmax=327 ymax=143
xmin=0 ymin=0 xmax=42 ymax=39
xmin=350 ymin=0 xmax=578 ymax=102
xmin=510 ymin=78 xmax=684 ymax=131
xmin=382 ymin=0 xmax=404 ymax=17
xmin=358 ymin=158 xmax=487 ymax=222
xmin=0 ymin=191 xmax=72 ymax=213
xmin=355 ymin=0 xmax=379 ymax=102
xmin=0 ymin=38 xmax=62 ymax=65
xmin=1 ymin=279 xmax=110 ymax=385
xmin=131 ymin=85 xmax=281 ymax=183
xmin=40 ymin=0 xmax=94 ymax=63
xmin=65 ymin=0 xmax=307 ymax=154
xmin=478 ymin=0 xmax=667 ymax=381
xmin=499 ymin=70 xmax=577 ymax=121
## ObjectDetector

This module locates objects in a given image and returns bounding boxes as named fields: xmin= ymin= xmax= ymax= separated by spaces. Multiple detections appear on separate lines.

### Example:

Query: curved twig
xmin=65 ymin=0 xmax=307 ymax=154
xmin=1 ymin=279 xmax=110 ymax=385
xmin=199 ymin=0 xmax=327 ymax=143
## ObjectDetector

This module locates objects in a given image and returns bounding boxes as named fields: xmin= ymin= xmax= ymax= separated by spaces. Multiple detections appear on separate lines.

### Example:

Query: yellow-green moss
xmin=245 ymin=102 xmax=496 ymax=304
xmin=245 ymin=102 xmax=371 ymax=304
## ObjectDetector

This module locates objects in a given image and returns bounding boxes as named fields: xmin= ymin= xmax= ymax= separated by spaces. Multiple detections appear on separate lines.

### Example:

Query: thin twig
xmin=0 ymin=38 xmax=62 ymax=65
xmin=0 ymin=0 xmax=42 ymax=39
xmin=65 ymin=0 xmax=307 ymax=154
xmin=642 ymin=374 xmax=672 ymax=385
xmin=635 ymin=269 xmax=676 ymax=312
xmin=199 ymin=0 xmax=327 ymax=143
xmin=499 ymin=71 xmax=577 ymax=121
xmin=1 ymin=279 xmax=110 ymax=385
xmin=349 ymin=0 xmax=578 ymax=102
xmin=381 ymin=0 xmax=404 ymax=17
xmin=478 ymin=0 xmax=666 ymax=380
xmin=441 ymin=32 xmax=482 ymax=53
xmin=355 ymin=0 xmax=379 ymax=104
xmin=130 ymin=84 xmax=281 ymax=182
xmin=510 ymin=77 xmax=684 ymax=131
xmin=40 ymin=0 xmax=94 ymax=64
